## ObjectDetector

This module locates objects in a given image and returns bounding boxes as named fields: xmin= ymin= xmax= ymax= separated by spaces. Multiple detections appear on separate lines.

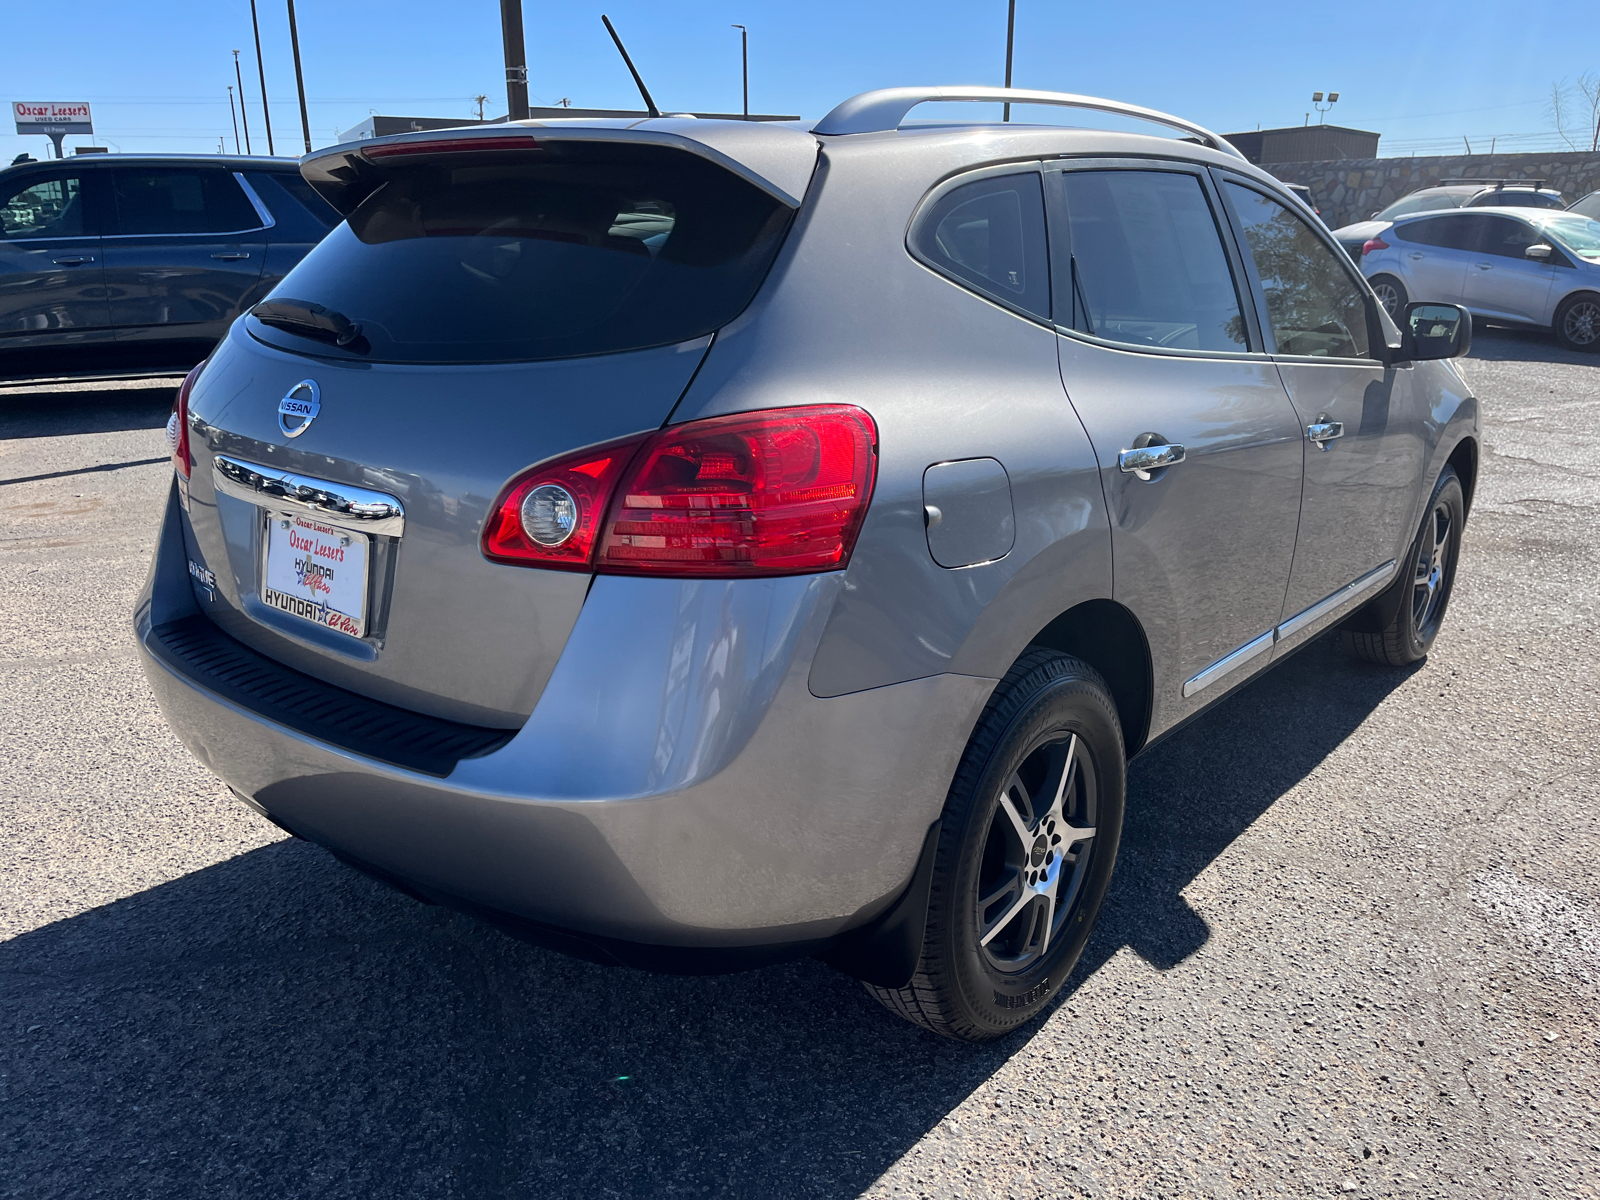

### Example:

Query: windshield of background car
xmin=1570 ymin=193 xmax=1600 ymax=221
xmin=1531 ymin=213 xmax=1600 ymax=260
xmin=252 ymin=150 xmax=793 ymax=363
xmin=1376 ymin=192 xmax=1469 ymax=220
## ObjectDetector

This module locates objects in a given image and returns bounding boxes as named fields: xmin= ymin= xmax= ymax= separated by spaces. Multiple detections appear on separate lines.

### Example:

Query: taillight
xmin=1362 ymin=237 xmax=1390 ymax=256
xmin=167 ymin=362 xmax=203 ymax=481
xmin=482 ymin=405 xmax=879 ymax=577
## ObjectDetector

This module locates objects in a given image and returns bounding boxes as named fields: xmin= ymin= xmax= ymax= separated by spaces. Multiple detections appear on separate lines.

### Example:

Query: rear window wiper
xmin=250 ymin=298 xmax=367 ymax=351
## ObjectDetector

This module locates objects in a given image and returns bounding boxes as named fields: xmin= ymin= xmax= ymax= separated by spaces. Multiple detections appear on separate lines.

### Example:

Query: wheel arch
xmin=1025 ymin=598 xmax=1152 ymax=757
xmin=1446 ymin=434 xmax=1479 ymax=518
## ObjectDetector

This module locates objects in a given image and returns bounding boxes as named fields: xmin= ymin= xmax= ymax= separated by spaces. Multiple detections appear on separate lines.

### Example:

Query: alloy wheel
xmin=1412 ymin=500 xmax=1452 ymax=634
xmin=1372 ymin=281 xmax=1401 ymax=317
xmin=1562 ymin=299 xmax=1600 ymax=347
xmin=975 ymin=732 xmax=1098 ymax=973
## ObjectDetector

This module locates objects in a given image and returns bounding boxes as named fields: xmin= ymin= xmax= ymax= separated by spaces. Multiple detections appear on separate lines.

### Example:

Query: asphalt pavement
xmin=2 ymin=334 xmax=1597 ymax=1199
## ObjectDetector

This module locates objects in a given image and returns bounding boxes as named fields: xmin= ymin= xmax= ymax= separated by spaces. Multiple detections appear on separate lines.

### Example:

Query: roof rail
xmin=1438 ymin=177 xmax=1548 ymax=189
xmin=813 ymin=86 xmax=1245 ymax=159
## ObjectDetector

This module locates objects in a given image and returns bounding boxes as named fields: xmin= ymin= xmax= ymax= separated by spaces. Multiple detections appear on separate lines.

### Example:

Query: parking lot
xmin=2 ymin=331 xmax=1597 ymax=1198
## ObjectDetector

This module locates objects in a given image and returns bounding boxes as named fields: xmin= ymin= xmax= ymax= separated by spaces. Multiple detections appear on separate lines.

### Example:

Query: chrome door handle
xmin=52 ymin=255 xmax=94 ymax=264
xmin=1117 ymin=443 xmax=1185 ymax=478
xmin=1307 ymin=421 xmax=1344 ymax=449
xmin=211 ymin=252 xmax=251 ymax=260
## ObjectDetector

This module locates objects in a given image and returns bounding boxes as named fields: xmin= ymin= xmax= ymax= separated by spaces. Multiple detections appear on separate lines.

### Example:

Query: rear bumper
xmin=136 ymin=482 xmax=995 ymax=954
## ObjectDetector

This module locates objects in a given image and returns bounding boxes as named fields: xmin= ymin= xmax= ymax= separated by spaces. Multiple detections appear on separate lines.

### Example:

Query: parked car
xmin=136 ymin=88 xmax=1478 ymax=1041
xmin=1332 ymin=182 xmax=1567 ymax=263
xmin=1283 ymin=182 xmax=1322 ymax=220
xmin=1570 ymin=190 xmax=1600 ymax=221
xmin=1359 ymin=206 xmax=1600 ymax=350
xmin=0 ymin=154 xmax=338 ymax=378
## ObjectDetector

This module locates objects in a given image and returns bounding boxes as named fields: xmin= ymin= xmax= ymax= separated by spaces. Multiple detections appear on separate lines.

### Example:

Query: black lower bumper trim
xmin=146 ymin=615 xmax=515 ymax=777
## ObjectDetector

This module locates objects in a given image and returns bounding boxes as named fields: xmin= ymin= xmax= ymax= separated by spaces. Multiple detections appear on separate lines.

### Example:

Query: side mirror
xmin=1524 ymin=242 xmax=1553 ymax=260
xmin=1400 ymin=302 xmax=1472 ymax=362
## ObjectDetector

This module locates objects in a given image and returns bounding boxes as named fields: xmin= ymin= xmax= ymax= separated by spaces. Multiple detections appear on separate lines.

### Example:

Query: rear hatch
xmin=177 ymin=124 xmax=812 ymax=727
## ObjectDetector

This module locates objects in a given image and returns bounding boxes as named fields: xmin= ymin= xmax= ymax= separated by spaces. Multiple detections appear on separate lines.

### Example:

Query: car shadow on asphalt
xmin=0 ymin=383 xmax=179 ymax=441
xmin=2 ymin=636 xmax=1416 ymax=1200
xmin=1468 ymin=327 xmax=1597 ymax=365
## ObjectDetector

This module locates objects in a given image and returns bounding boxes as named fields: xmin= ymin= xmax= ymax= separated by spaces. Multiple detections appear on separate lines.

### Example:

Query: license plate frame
xmin=261 ymin=512 xmax=371 ymax=640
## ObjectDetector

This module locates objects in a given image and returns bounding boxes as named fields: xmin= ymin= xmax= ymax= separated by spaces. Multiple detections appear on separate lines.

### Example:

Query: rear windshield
xmin=251 ymin=148 xmax=793 ymax=363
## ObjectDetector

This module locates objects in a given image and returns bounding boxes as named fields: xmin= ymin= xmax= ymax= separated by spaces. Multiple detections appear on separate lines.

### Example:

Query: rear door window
xmin=910 ymin=172 xmax=1050 ymax=320
xmin=1394 ymin=215 xmax=1476 ymax=250
xmin=110 ymin=168 xmax=263 ymax=235
xmin=1055 ymin=168 xmax=1249 ymax=352
xmin=254 ymin=149 xmax=793 ymax=363
xmin=1223 ymin=181 xmax=1372 ymax=360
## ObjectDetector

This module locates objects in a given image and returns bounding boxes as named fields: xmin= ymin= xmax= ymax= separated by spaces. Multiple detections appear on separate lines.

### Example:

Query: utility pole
xmin=500 ymin=0 xmax=530 ymax=121
xmin=286 ymin=0 xmax=312 ymax=153
xmin=1003 ymin=0 xmax=1016 ymax=121
xmin=474 ymin=94 xmax=488 ymax=121
xmin=233 ymin=51 xmax=253 ymax=154
xmin=227 ymin=85 xmax=241 ymax=153
xmin=731 ymin=25 xmax=748 ymax=119
xmin=249 ymin=0 xmax=275 ymax=154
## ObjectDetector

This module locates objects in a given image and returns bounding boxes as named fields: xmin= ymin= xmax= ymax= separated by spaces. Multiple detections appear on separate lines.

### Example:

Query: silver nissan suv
xmin=136 ymin=87 xmax=1479 ymax=1041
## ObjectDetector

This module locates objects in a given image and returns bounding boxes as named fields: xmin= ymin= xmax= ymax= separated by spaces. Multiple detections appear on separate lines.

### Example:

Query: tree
xmin=1551 ymin=73 xmax=1600 ymax=153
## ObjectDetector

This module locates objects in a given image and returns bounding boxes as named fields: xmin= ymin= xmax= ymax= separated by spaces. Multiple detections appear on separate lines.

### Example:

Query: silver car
xmin=1359 ymin=206 xmax=1600 ymax=351
xmin=136 ymin=87 xmax=1478 ymax=1041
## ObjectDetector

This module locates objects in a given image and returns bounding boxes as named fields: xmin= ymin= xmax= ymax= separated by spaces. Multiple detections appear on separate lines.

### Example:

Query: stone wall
xmin=1266 ymin=152 xmax=1600 ymax=231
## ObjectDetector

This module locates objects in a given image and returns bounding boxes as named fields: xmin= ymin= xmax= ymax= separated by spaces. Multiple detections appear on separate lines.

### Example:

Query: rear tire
xmin=865 ymin=650 xmax=1125 ymax=1041
xmin=1553 ymin=292 xmax=1600 ymax=352
xmin=1343 ymin=466 xmax=1464 ymax=666
xmin=1368 ymin=274 xmax=1408 ymax=319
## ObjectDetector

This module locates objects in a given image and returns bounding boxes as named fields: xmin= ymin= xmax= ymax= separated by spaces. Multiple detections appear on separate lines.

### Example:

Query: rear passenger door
xmin=1388 ymin=214 xmax=1474 ymax=305
xmin=1218 ymin=176 xmax=1424 ymax=655
xmin=102 ymin=166 xmax=269 ymax=344
xmin=1044 ymin=161 xmax=1305 ymax=731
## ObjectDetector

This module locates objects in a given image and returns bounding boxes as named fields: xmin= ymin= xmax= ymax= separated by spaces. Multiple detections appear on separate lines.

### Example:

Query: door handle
xmin=1474 ymin=262 xmax=1493 ymax=270
xmin=1307 ymin=421 xmax=1344 ymax=449
xmin=211 ymin=251 xmax=252 ymax=260
xmin=1408 ymin=252 xmax=1424 ymax=260
xmin=1117 ymin=442 xmax=1186 ymax=478
xmin=52 ymin=255 xmax=95 ymax=264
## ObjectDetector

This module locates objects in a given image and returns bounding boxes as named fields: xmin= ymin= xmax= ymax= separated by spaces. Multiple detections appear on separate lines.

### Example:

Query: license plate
xmin=262 ymin=514 xmax=369 ymax=639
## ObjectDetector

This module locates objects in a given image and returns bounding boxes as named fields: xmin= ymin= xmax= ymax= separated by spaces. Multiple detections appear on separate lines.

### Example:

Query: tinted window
xmin=1 ymin=174 xmax=83 ymax=239
xmin=1570 ymin=193 xmax=1600 ymax=221
xmin=1479 ymin=216 xmax=1541 ymax=258
xmin=1394 ymin=215 xmax=1476 ymax=250
xmin=1467 ymin=190 xmax=1564 ymax=209
xmin=111 ymin=168 xmax=262 ymax=235
xmin=256 ymin=150 xmax=792 ymax=363
xmin=912 ymin=173 xmax=1049 ymax=320
xmin=1059 ymin=170 xmax=1247 ymax=352
xmin=1225 ymin=182 xmax=1371 ymax=359
xmin=269 ymin=172 xmax=340 ymax=227
xmin=1376 ymin=191 xmax=1469 ymax=220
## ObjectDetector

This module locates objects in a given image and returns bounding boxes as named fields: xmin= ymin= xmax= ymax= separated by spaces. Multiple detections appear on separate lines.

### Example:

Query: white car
xmin=1358 ymin=206 xmax=1600 ymax=351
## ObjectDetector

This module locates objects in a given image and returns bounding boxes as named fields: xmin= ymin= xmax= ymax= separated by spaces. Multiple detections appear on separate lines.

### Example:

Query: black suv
xmin=0 ymin=154 xmax=337 ymax=378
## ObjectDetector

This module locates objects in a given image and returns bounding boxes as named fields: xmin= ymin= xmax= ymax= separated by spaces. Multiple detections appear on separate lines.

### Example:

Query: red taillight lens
xmin=168 ymin=362 xmax=203 ymax=481
xmin=598 ymin=405 xmax=878 ymax=577
xmin=481 ymin=436 xmax=646 ymax=570
xmin=1362 ymin=237 xmax=1390 ymax=256
xmin=481 ymin=405 xmax=879 ymax=577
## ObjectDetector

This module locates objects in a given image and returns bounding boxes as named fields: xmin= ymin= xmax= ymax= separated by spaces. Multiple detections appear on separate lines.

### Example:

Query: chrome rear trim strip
xmin=1181 ymin=630 xmax=1275 ymax=698
xmin=1276 ymin=560 xmax=1396 ymax=642
xmin=212 ymin=455 xmax=405 ymax=537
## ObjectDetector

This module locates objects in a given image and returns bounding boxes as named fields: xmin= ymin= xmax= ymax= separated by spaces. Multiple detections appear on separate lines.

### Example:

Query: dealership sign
xmin=13 ymin=102 xmax=94 ymax=135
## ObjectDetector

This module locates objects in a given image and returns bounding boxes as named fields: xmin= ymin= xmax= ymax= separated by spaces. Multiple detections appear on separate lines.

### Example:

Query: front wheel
xmin=1553 ymin=292 xmax=1600 ymax=352
xmin=865 ymin=650 xmax=1125 ymax=1041
xmin=1368 ymin=274 xmax=1408 ymax=319
xmin=1343 ymin=466 xmax=1464 ymax=666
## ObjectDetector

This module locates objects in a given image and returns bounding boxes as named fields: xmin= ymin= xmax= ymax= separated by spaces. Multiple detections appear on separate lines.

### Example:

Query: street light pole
xmin=731 ymin=25 xmax=748 ymax=119
xmin=249 ymin=0 xmax=275 ymax=154
xmin=227 ymin=85 xmax=241 ymax=154
xmin=500 ymin=0 xmax=530 ymax=121
xmin=286 ymin=0 xmax=312 ymax=153
xmin=1003 ymin=0 xmax=1016 ymax=122
xmin=233 ymin=51 xmax=253 ymax=154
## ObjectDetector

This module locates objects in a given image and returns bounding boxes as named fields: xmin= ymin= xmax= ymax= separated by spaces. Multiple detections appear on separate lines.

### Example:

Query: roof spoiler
xmin=299 ymin=120 xmax=819 ymax=216
xmin=813 ymin=86 xmax=1245 ymax=160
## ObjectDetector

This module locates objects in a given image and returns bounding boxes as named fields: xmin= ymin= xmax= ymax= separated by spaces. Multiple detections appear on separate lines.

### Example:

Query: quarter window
xmin=1057 ymin=169 xmax=1248 ymax=352
xmin=911 ymin=173 xmax=1050 ymax=320
xmin=111 ymin=168 xmax=261 ymax=235
xmin=1224 ymin=182 xmax=1372 ymax=359
xmin=1 ymin=175 xmax=84 ymax=239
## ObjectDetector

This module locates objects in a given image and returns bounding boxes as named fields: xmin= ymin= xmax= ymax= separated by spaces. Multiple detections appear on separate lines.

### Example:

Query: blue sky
xmin=3 ymin=0 xmax=1592 ymax=164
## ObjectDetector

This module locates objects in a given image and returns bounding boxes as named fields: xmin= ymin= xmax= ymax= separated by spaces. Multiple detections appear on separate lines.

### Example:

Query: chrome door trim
xmin=1276 ymin=559 xmax=1395 ymax=641
xmin=232 ymin=172 xmax=277 ymax=230
xmin=213 ymin=455 xmax=405 ymax=537
xmin=1181 ymin=630 xmax=1274 ymax=698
